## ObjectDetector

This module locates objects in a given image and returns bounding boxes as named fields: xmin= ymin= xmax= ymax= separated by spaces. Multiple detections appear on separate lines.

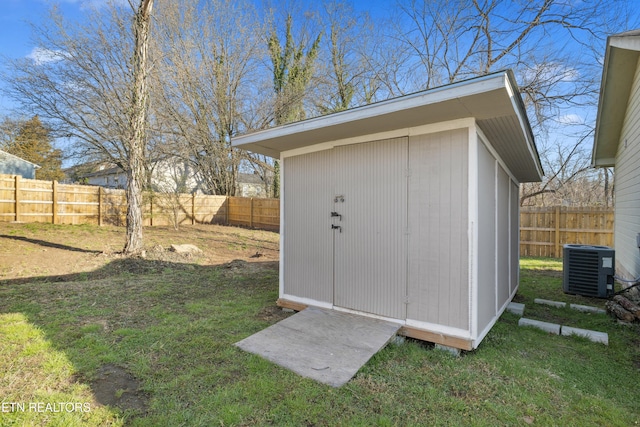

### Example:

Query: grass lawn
xmin=1 ymin=223 xmax=639 ymax=426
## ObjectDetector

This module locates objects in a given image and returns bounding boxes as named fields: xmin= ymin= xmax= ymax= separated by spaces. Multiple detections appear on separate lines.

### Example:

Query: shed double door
xmin=331 ymin=138 xmax=408 ymax=319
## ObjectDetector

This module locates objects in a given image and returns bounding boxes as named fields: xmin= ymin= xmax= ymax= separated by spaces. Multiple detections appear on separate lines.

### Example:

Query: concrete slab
xmin=561 ymin=326 xmax=609 ymax=345
xmin=534 ymin=298 xmax=566 ymax=308
xmin=518 ymin=317 xmax=561 ymax=335
xmin=569 ymin=304 xmax=607 ymax=315
xmin=235 ymin=306 xmax=401 ymax=387
xmin=507 ymin=302 xmax=525 ymax=316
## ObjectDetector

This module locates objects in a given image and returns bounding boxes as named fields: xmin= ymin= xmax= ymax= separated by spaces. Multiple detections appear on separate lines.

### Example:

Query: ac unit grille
xmin=563 ymin=245 xmax=614 ymax=298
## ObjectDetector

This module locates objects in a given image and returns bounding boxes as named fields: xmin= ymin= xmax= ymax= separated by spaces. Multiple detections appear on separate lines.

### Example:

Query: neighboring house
xmin=73 ymin=158 xmax=206 ymax=194
xmin=592 ymin=29 xmax=640 ymax=282
xmin=82 ymin=165 xmax=128 ymax=189
xmin=0 ymin=149 xmax=39 ymax=179
xmin=233 ymin=70 xmax=543 ymax=350
xmin=236 ymin=172 xmax=268 ymax=197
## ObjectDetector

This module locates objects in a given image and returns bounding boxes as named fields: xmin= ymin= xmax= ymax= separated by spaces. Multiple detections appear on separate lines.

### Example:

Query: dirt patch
xmin=0 ymin=223 xmax=279 ymax=281
xmin=257 ymin=305 xmax=293 ymax=323
xmin=512 ymin=293 xmax=526 ymax=303
xmin=89 ymin=364 xmax=149 ymax=415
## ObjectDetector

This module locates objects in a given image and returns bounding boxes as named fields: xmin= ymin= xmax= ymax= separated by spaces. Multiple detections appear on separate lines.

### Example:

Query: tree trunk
xmin=124 ymin=0 xmax=154 ymax=255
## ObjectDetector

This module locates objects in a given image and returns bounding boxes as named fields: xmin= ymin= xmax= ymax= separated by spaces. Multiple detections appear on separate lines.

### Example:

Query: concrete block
xmin=507 ymin=302 xmax=525 ymax=316
xmin=518 ymin=317 xmax=561 ymax=335
xmin=561 ymin=326 xmax=609 ymax=345
xmin=534 ymin=298 xmax=566 ymax=308
xmin=569 ymin=304 xmax=606 ymax=315
xmin=392 ymin=335 xmax=406 ymax=345
xmin=434 ymin=344 xmax=461 ymax=357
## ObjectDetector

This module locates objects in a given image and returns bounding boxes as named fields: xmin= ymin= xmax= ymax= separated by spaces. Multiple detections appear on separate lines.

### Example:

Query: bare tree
xmin=3 ymin=2 xmax=156 ymax=253
xmin=152 ymin=0 xmax=263 ymax=196
xmin=312 ymin=1 xmax=382 ymax=113
xmin=388 ymin=0 xmax=639 ymax=206
xmin=124 ymin=0 xmax=154 ymax=254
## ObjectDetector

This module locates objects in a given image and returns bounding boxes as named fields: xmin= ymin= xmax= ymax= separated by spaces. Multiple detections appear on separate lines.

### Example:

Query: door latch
xmin=331 ymin=224 xmax=342 ymax=233
xmin=330 ymin=211 xmax=342 ymax=220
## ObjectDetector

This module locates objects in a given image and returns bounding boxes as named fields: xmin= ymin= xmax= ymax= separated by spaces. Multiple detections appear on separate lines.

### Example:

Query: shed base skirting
xmin=276 ymin=298 xmax=474 ymax=351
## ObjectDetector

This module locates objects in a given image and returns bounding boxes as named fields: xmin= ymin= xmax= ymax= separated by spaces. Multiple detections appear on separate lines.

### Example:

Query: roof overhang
xmin=592 ymin=29 xmax=640 ymax=167
xmin=233 ymin=70 xmax=543 ymax=182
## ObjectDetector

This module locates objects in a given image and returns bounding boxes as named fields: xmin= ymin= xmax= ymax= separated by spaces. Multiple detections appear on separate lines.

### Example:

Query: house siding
xmin=407 ymin=129 xmax=469 ymax=330
xmin=0 ymin=152 xmax=37 ymax=179
xmin=615 ymin=55 xmax=640 ymax=280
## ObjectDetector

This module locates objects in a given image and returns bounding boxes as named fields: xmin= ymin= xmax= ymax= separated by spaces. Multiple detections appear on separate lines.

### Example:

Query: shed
xmin=0 ymin=149 xmax=39 ymax=179
xmin=233 ymin=70 xmax=543 ymax=350
xmin=592 ymin=29 xmax=640 ymax=281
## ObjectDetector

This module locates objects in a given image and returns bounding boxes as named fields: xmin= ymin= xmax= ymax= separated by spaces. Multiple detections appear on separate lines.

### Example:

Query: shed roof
xmin=592 ymin=29 xmax=640 ymax=167
xmin=233 ymin=70 xmax=542 ymax=183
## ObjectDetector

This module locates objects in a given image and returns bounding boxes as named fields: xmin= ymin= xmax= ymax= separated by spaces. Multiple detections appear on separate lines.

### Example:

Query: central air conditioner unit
xmin=563 ymin=244 xmax=615 ymax=298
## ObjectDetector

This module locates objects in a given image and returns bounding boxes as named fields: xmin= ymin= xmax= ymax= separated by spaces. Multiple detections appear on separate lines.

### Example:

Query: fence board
xmin=0 ymin=174 xmax=274 ymax=231
xmin=520 ymin=206 xmax=613 ymax=258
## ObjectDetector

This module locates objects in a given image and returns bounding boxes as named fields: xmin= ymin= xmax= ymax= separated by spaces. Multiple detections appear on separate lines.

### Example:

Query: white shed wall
xmin=333 ymin=138 xmax=408 ymax=319
xmin=280 ymin=121 xmax=521 ymax=348
xmin=477 ymin=141 xmax=497 ymax=331
xmin=614 ymin=55 xmax=640 ymax=280
xmin=476 ymin=136 xmax=520 ymax=336
xmin=510 ymin=181 xmax=520 ymax=295
xmin=282 ymin=150 xmax=334 ymax=304
xmin=407 ymin=129 xmax=469 ymax=330
xmin=497 ymin=166 xmax=511 ymax=308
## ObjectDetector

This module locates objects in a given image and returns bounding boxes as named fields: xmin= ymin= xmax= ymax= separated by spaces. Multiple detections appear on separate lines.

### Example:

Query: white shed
xmin=233 ymin=70 xmax=543 ymax=350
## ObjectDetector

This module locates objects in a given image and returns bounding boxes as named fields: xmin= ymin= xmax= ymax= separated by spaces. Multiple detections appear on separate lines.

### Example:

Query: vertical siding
xmin=407 ymin=129 xmax=469 ymax=329
xmin=283 ymin=150 xmax=334 ymax=303
xmin=510 ymin=181 xmax=520 ymax=294
xmin=497 ymin=165 xmax=510 ymax=308
xmin=615 ymin=56 xmax=640 ymax=280
xmin=333 ymin=138 xmax=408 ymax=319
xmin=477 ymin=141 xmax=497 ymax=332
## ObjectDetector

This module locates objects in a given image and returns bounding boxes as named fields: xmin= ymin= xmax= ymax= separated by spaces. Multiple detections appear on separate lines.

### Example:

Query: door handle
xmin=331 ymin=211 xmax=342 ymax=220
xmin=331 ymin=224 xmax=342 ymax=233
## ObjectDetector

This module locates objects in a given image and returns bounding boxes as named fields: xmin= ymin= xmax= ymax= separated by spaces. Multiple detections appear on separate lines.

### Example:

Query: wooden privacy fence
xmin=0 ymin=174 xmax=279 ymax=231
xmin=520 ymin=206 xmax=614 ymax=258
xmin=0 ymin=175 xmax=615 ymax=255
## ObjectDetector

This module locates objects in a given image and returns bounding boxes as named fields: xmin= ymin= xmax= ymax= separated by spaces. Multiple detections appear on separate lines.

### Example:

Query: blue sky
xmin=0 ymin=0 xmax=89 ymax=110
xmin=0 ymin=0 xmax=91 ymax=60
xmin=0 ymin=0 xmax=387 ymax=112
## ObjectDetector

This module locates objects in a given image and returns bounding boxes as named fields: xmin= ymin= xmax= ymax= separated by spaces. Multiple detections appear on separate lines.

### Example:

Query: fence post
xmin=52 ymin=181 xmax=58 ymax=224
xmin=250 ymin=197 xmax=254 ymax=228
xmin=98 ymin=187 xmax=103 ymax=226
xmin=554 ymin=206 xmax=560 ymax=258
xmin=225 ymin=196 xmax=229 ymax=225
xmin=14 ymin=175 xmax=20 ymax=222
xmin=191 ymin=193 xmax=196 ymax=225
